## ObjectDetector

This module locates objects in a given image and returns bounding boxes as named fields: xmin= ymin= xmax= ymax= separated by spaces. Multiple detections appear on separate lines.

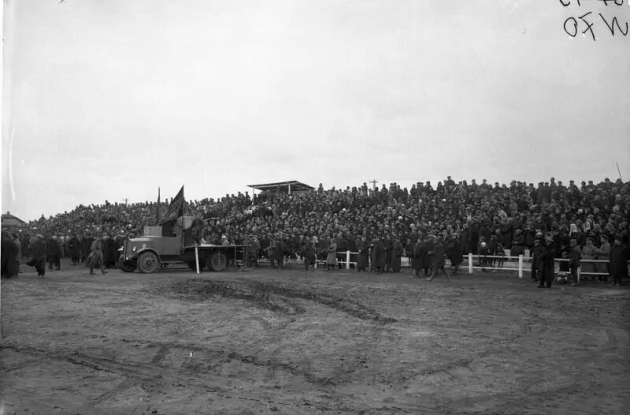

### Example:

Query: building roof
xmin=1 ymin=212 xmax=26 ymax=228
xmin=247 ymin=180 xmax=314 ymax=193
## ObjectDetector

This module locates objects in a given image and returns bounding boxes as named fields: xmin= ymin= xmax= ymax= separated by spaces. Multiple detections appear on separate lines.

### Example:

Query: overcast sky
xmin=2 ymin=0 xmax=629 ymax=221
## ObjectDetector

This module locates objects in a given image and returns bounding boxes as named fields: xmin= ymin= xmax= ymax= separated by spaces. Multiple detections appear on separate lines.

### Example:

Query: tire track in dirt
xmin=91 ymin=378 xmax=137 ymax=406
xmin=154 ymin=279 xmax=396 ymax=323
xmin=1 ymin=341 xmax=336 ymax=391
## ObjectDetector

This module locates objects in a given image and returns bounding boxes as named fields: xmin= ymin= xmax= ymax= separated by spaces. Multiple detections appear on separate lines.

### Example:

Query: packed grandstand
xmin=0 ymin=177 xmax=627 ymax=280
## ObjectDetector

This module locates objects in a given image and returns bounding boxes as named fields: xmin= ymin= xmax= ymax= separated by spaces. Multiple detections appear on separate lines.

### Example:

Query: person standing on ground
xmin=411 ymin=235 xmax=425 ymax=278
xmin=531 ymin=238 xmax=544 ymax=282
xmin=595 ymin=235 xmax=611 ymax=282
xmin=31 ymin=235 xmax=47 ymax=278
xmin=356 ymin=235 xmax=370 ymax=272
xmin=569 ymin=238 xmax=581 ymax=287
xmin=371 ymin=237 xmax=386 ymax=275
xmin=87 ymin=236 xmax=107 ymax=275
xmin=303 ymin=237 xmax=316 ymax=272
xmin=450 ymin=232 xmax=464 ymax=275
xmin=580 ymin=238 xmax=597 ymax=280
xmin=608 ymin=235 xmax=628 ymax=288
xmin=539 ymin=237 xmax=556 ymax=288
xmin=326 ymin=238 xmax=337 ymax=272
xmin=69 ymin=234 xmax=81 ymax=265
xmin=391 ymin=237 xmax=404 ymax=273
xmin=427 ymin=235 xmax=453 ymax=282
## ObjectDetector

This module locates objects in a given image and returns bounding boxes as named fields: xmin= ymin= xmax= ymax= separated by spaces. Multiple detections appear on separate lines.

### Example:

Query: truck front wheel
xmin=138 ymin=252 xmax=159 ymax=274
xmin=118 ymin=255 xmax=137 ymax=273
xmin=209 ymin=252 xmax=227 ymax=272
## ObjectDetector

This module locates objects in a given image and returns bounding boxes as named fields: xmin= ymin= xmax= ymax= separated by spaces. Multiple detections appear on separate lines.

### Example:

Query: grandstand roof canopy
xmin=247 ymin=180 xmax=314 ymax=194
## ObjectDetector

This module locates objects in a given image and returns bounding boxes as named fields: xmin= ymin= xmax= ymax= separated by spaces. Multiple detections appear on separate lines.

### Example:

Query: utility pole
xmin=369 ymin=179 xmax=378 ymax=191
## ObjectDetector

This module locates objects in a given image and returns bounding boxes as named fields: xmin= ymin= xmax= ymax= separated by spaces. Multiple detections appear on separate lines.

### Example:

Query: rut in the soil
xmin=156 ymin=279 xmax=396 ymax=323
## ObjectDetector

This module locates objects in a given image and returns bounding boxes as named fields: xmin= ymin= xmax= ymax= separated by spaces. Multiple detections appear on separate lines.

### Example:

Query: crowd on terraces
xmin=2 ymin=177 xmax=629 ymax=281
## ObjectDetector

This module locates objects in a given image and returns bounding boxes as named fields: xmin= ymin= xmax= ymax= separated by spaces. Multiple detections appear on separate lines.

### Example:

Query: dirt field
xmin=2 ymin=261 xmax=629 ymax=415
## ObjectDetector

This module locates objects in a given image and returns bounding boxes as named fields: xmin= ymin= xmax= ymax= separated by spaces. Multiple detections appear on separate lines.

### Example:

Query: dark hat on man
xmin=614 ymin=234 xmax=623 ymax=242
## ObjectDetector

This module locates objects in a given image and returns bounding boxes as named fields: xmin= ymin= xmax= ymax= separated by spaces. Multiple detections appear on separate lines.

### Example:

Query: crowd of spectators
xmin=2 ymin=176 xmax=629 ymax=282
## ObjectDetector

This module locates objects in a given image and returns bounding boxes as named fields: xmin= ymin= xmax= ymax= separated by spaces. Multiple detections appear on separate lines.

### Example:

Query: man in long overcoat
xmin=356 ymin=236 xmax=370 ymax=272
xmin=539 ymin=237 xmax=556 ymax=288
xmin=69 ymin=234 xmax=81 ymax=265
xmin=450 ymin=232 xmax=464 ymax=275
xmin=391 ymin=238 xmax=404 ymax=273
xmin=30 ymin=235 xmax=47 ymax=277
xmin=47 ymin=236 xmax=61 ymax=271
xmin=371 ymin=237 xmax=385 ymax=275
xmin=412 ymin=238 xmax=425 ymax=277
xmin=609 ymin=235 xmax=628 ymax=287
xmin=423 ymin=234 xmax=435 ymax=277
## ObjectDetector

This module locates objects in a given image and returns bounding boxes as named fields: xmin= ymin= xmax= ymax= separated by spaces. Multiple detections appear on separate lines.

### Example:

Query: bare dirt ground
xmin=2 ymin=261 xmax=629 ymax=415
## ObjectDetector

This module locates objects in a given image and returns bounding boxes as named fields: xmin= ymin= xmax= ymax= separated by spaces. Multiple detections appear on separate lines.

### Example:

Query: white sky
xmin=2 ymin=0 xmax=630 ymax=221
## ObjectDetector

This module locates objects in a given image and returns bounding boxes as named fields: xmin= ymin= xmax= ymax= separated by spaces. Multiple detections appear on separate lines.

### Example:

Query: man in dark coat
xmin=47 ymin=236 xmax=61 ymax=271
xmin=423 ymin=234 xmax=435 ymax=277
xmin=531 ymin=238 xmax=544 ymax=282
xmin=69 ymin=234 xmax=81 ymax=265
xmin=391 ymin=238 xmax=404 ymax=273
xmin=609 ymin=235 xmax=628 ymax=287
xmin=82 ymin=234 xmax=94 ymax=264
xmin=539 ymin=237 xmax=556 ymax=288
xmin=302 ymin=237 xmax=316 ymax=272
xmin=275 ymin=236 xmax=286 ymax=270
xmin=30 ymin=235 xmax=47 ymax=277
xmin=569 ymin=238 xmax=582 ymax=286
xmin=412 ymin=238 xmax=425 ymax=277
xmin=356 ymin=235 xmax=370 ymax=272
xmin=450 ymin=232 xmax=464 ymax=275
xmin=427 ymin=235 xmax=453 ymax=282
xmin=102 ymin=235 xmax=117 ymax=268
xmin=371 ymin=237 xmax=385 ymax=274
xmin=1 ymin=232 xmax=19 ymax=278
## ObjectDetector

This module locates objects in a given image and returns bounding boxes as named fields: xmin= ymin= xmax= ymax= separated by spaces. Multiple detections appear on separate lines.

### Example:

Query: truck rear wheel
xmin=138 ymin=252 xmax=159 ymax=274
xmin=209 ymin=252 xmax=227 ymax=272
xmin=188 ymin=260 xmax=206 ymax=271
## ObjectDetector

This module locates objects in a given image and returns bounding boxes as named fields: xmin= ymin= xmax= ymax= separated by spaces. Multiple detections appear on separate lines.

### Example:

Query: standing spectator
xmin=371 ymin=237 xmax=385 ymax=275
xmin=356 ymin=235 xmax=370 ymax=272
xmin=531 ymin=238 xmax=544 ymax=283
xmin=595 ymin=235 xmax=611 ymax=281
xmin=1 ymin=232 xmax=19 ymax=278
xmin=326 ymin=238 xmax=337 ymax=272
xmin=608 ymin=235 xmax=628 ymax=287
xmin=450 ymin=232 xmax=464 ymax=275
xmin=47 ymin=236 xmax=61 ymax=271
xmin=423 ymin=234 xmax=435 ymax=277
xmin=87 ymin=236 xmax=107 ymax=275
xmin=569 ymin=239 xmax=581 ymax=287
xmin=29 ymin=235 xmax=47 ymax=278
xmin=581 ymin=238 xmax=597 ymax=279
xmin=391 ymin=237 xmax=404 ymax=273
xmin=275 ymin=236 xmax=286 ymax=270
xmin=69 ymin=234 xmax=81 ymax=265
xmin=302 ymin=237 xmax=316 ymax=272
xmin=427 ymin=235 xmax=453 ymax=282
xmin=539 ymin=237 xmax=556 ymax=288
xmin=411 ymin=237 xmax=425 ymax=278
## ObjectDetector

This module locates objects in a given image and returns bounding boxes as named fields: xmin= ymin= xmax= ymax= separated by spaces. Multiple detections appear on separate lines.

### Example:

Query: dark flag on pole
xmin=162 ymin=186 xmax=185 ymax=223
xmin=155 ymin=187 xmax=161 ymax=225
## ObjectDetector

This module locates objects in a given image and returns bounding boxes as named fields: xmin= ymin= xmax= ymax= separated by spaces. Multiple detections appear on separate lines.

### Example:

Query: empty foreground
xmin=1 ymin=265 xmax=629 ymax=415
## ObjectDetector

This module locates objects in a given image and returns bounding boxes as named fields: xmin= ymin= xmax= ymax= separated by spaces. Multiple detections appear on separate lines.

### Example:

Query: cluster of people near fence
xmin=3 ymin=176 xmax=629 ymax=283
xmin=1 ymin=231 xmax=122 ymax=278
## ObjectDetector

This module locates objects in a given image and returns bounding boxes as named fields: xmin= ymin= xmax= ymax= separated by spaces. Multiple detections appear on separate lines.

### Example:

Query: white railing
xmin=305 ymin=251 xmax=629 ymax=281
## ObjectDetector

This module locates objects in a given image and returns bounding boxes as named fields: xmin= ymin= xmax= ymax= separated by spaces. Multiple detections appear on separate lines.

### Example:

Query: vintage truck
xmin=118 ymin=216 xmax=248 ymax=273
